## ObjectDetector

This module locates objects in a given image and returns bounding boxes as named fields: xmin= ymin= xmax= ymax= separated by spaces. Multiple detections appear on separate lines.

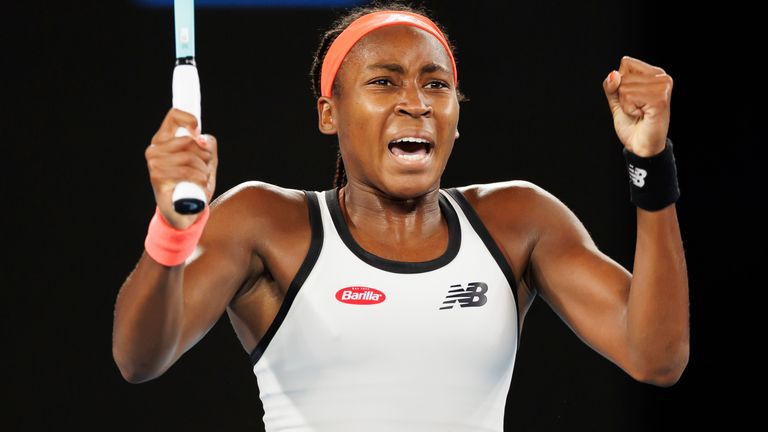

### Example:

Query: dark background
xmin=5 ymin=0 xmax=760 ymax=430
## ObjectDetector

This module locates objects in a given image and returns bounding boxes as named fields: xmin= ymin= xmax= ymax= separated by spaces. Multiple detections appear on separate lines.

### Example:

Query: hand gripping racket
xmin=171 ymin=0 xmax=206 ymax=214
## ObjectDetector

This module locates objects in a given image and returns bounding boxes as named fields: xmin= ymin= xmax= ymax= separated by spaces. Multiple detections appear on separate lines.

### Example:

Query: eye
xmin=425 ymin=80 xmax=449 ymax=89
xmin=369 ymin=78 xmax=394 ymax=86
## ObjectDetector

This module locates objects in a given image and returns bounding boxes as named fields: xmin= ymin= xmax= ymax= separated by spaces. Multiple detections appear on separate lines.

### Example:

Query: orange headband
xmin=320 ymin=11 xmax=458 ymax=98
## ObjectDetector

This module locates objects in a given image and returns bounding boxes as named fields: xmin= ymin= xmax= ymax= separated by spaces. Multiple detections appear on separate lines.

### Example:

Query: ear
xmin=454 ymin=103 xmax=460 ymax=140
xmin=317 ymin=97 xmax=337 ymax=135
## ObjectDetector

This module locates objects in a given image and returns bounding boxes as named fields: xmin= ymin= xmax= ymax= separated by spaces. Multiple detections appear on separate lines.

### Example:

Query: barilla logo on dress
xmin=335 ymin=286 xmax=386 ymax=305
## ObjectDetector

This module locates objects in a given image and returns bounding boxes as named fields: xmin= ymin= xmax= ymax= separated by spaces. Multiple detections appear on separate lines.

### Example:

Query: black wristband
xmin=623 ymin=138 xmax=680 ymax=211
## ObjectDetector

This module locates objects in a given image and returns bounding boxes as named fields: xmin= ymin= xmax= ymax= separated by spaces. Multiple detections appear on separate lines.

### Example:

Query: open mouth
xmin=388 ymin=137 xmax=432 ymax=161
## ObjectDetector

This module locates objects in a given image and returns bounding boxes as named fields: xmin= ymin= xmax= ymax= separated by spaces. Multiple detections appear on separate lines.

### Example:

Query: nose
xmin=395 ymin=85 xmax=432 ymax=118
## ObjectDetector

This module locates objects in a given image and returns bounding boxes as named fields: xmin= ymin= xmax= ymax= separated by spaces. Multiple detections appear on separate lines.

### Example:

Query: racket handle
xmin=172 ymin=63 xmax=206 ymax=215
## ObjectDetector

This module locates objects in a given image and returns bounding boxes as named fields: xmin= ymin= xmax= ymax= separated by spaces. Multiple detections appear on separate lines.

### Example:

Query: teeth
xmin=396 ymin=153 xmax=426 ymax=160
xmin=392 ymin=137 xmax=430 ymax=144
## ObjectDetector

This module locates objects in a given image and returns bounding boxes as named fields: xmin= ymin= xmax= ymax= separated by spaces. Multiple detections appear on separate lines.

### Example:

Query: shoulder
xmin=450 ymin=180 xmax=561 ymax=212
xmin=448 ymin=180 xmax=580 ymax=240
xmin=206 ymin=181 xmax=312 ymax=242
xmin=211 ymin=180 xmax=308 ymax=212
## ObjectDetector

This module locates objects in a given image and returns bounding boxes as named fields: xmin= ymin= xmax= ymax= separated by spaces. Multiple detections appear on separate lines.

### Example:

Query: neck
xmin=339 ymin=181 xmax=443 ymax=243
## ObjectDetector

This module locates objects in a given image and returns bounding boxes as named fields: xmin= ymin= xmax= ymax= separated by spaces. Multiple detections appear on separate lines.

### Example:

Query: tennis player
xmin=113 ymin=4 xmax=688 ymax=431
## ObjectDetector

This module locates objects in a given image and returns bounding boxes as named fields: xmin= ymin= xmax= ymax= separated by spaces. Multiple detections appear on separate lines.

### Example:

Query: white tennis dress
xmin=250 ymin=187 xmax=519 ymax=432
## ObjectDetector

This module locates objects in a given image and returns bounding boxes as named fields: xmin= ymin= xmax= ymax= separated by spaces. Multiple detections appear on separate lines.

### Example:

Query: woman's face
xmin=319 ymin=25 xmax=460 ymax=199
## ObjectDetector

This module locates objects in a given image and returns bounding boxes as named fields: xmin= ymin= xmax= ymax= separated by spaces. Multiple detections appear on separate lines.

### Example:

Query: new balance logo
xmin=628 ymin=164 xmax=647 ymax=187
xmin=440 ymin=282 xmax=488 ymax=310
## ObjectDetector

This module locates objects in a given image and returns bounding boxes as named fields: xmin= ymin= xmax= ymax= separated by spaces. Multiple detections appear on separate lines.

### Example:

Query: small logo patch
xmin=440 ymin=282 xmax=488 ymax=310
xmin=335 ymin=286 xmax=386 ymax=305
xmin=628 ymin=164 xmax=647 ymax=187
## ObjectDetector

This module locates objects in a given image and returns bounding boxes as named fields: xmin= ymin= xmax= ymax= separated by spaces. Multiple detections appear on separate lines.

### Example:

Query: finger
xmin=162 ymin=152 xmax=210 ymax=173
xmin=198 ymin=134 xmax=217 ymax=152
xmin=150 ymin=163 xmax=209 ymax=189
xmin=195 ymin=135 xmax=218 ymax=197
xmin=205 ymin=157 xmax=217 ymax=195
xmin=603 ymin=70 xmax=622 ymax=115
xmin=203 ymin=136 xmax=218 ymax=169
xmin=153 ymin=108 xmax=200 ymax=142
xmin=615 ymin=71 xmax=672 ymax=87
xmin=618 ymin=85 xmax=665 ymax=118
xmin=619 ymin=79 xmax=671 ymax=115
xmin=146 ymin=154 xmax=211 ymax=183
xmin=620 ymin=94 xmax=643 ymax=118
xmin=147 ymin=151 xmax=210 ymax=180
xmin=618 ymin=56 xmax=666 ymax=77
xmin=148 ymin=136 xmax=213 ymax=163
xmin=150 ymin=152 xmax=209 ymax=180
xmin=617 ymin=80 xmax=673 ymax=103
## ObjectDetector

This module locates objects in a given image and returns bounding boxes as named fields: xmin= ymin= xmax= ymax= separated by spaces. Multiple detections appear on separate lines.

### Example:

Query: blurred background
xmin=4 ymin=0 xmax=760 ymax=430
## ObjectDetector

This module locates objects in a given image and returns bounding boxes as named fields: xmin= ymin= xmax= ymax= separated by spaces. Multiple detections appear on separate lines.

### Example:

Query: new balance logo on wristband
xmin=440 ymin=282 xmax=488 ymax=310
xmin=628 ymin=165 xmax=647 ymax=187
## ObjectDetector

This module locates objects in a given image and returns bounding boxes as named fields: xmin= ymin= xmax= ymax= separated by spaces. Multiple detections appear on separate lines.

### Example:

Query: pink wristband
xmin=144 ymin=206 xmax=210 ymax=266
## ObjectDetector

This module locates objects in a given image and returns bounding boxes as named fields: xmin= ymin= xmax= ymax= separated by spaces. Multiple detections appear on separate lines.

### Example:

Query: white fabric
xmin=253 ymin=189 xmax=518 ymax=432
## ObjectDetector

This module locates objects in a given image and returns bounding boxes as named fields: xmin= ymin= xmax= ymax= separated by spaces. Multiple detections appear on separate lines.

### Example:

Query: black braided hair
xmin=308 ymin=1 xmax=464 ymax=189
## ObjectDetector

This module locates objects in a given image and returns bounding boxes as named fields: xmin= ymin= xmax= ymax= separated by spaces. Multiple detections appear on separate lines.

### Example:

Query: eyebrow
xmin=366 ymin=62 xmax=451 ymax=75
xmin=421 ymin=62 xmax=451 ymax=75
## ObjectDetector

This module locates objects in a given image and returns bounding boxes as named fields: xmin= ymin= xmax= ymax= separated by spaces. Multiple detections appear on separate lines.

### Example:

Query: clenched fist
xmin=603 ymin=56 xmax=674 ymax=157
xmin=145 ymin=108 xmax=218 ymax=229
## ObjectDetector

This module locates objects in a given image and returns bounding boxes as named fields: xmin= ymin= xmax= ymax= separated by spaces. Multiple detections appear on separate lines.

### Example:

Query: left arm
xmin=526 ymin=191 xmax=688 ymax=386
xmin=528 ymin=56 xmax=689 ymax=386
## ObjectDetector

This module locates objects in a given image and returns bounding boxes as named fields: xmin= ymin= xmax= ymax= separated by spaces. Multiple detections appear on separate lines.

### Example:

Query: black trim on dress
xmin=443 ymin=188 xmax=520 ymax=310
xmin=324 ymin=187 xmax=461 ymax=274
xmin=250 ymin=190 xmax=324 ymax=366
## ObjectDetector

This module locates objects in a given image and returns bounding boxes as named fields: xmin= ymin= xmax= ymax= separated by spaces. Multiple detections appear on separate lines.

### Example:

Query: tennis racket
xmin=171 ymin=0 xmax=206 ymax=214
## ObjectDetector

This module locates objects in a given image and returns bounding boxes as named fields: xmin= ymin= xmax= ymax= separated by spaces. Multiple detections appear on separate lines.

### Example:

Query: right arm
xmin=112 ymin=109 xmax=262 ymax=383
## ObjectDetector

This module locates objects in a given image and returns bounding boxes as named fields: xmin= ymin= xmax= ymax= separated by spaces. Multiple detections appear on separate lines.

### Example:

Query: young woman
xmin=113 ymin=3 xmax=688 ymax=431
